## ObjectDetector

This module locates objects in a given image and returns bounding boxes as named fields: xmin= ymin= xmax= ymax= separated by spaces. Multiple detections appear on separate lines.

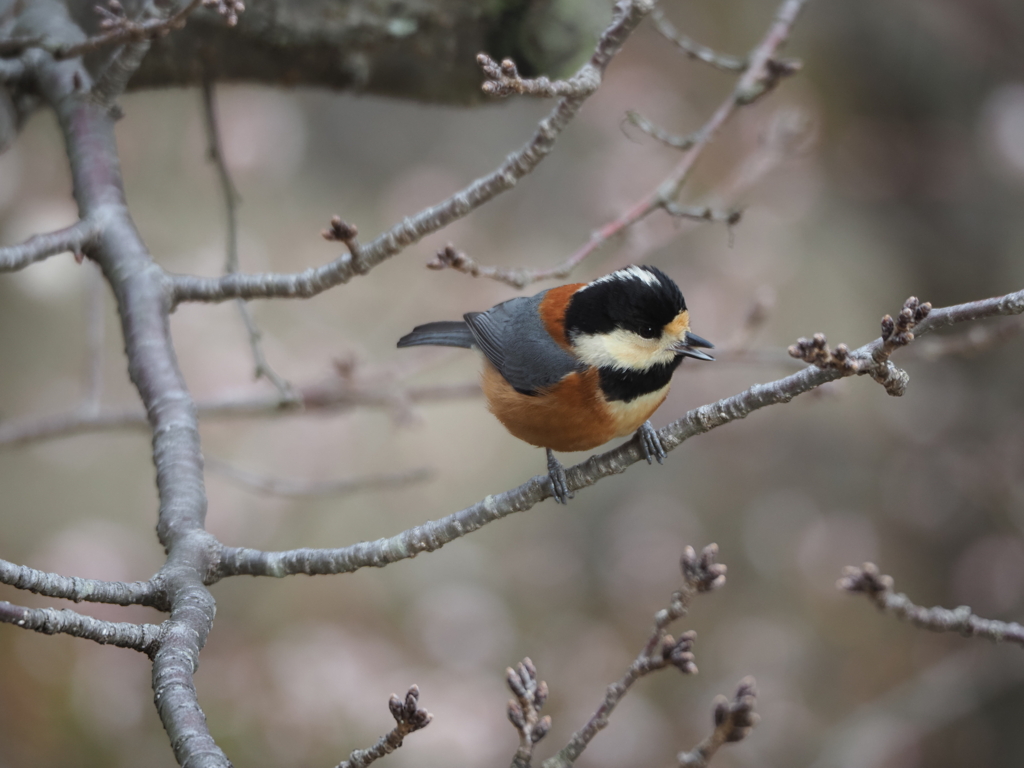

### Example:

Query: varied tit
xmin=397 ymin=265 xmax=714 ymax=504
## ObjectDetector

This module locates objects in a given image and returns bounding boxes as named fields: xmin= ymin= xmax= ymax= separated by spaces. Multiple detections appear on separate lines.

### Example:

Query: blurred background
xmin=2 ymin=0 xmax=1024 ymax=766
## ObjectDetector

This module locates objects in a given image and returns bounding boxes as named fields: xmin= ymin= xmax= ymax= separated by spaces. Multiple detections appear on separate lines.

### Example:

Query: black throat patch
xmin=598 ymin=358 xmax=682 ymax=403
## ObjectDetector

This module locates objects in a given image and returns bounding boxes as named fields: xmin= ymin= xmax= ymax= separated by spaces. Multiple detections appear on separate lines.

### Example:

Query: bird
xmin=397 ymin=265 xmax=714 ymax=503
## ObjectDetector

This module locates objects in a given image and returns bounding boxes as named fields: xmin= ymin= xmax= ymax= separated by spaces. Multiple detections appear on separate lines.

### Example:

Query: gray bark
xmin=71 ymin=0 xmax=608 ymax=103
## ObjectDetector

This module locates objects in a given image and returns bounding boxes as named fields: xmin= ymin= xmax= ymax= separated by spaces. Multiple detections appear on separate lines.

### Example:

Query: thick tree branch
xmin=0 ymin=599 xmax=163 ymax=654
xmin=212 ymin=289 xmax=1024 ymax=580
xmin=840 ymin=563 xmax=1024 ymax=647
xmin=167 ymin=0 xmax=656 ymax=305
xmin=0 ymin=557 xmax=164 ymax=607
xmin=0 ymin=218 xmax=98 ymax=272
xmin=14 ymin=6 xmax=225 ymax=763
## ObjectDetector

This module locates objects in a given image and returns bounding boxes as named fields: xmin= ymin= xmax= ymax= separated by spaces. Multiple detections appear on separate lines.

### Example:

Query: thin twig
xmin=200 ymin=77 xmax=296 ymax=402
xmin=0 ymin=600 xmax=163 ymax=655
xmin=624 ymin=110 xmax=700 ymax=151
xmin=839 ymin=563 xmax=1024 ymax=647
xmin=169 ymin=0 xmax=657 ymax=304
xmin=334 ymin=686 xmax=432 ymax=768
xmin=205 ymin=457 xmax=433 ymax=498
xmin=540 ymin=545 xmax=724 ymax=768
xmin=912 ymin=315 xmax=1024 ymax=360
xmin=430 ymin=0 xmax=807 ymax=287
xmin=560 ymin=0 xmax=806 ymax=268
xmin=677 ymin=679 xmax=759 ymax=768
xmin=651 ymin=7 xmax=748 ymax=72
xmin=54 ymin=0 xmax=203 ymax=60
xmin=0 ymin=379 xmax=480 ymax=448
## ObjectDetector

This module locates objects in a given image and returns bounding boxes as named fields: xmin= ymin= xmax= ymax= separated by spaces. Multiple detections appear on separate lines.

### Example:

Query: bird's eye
xmin=639 ymin=325 xmax=659 ymax=339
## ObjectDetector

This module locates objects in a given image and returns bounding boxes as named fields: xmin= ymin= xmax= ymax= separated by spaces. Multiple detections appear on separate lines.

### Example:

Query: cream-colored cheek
xmin=572 ymin=329 xmax=675 ymax=371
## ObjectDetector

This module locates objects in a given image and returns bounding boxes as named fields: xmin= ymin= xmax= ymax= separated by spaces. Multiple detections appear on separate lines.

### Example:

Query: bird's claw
xmin=637 ymin=421 xmax=667 ymax=465
xmin=546 ymin=448 xmax=573 ymax=504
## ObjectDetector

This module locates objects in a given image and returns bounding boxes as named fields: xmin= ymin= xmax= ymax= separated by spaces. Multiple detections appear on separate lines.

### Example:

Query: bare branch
xmin=0 ymin=218 xmax=98 ymax=272
xmin=425 ymin=243 xmax=579 ymax=290
xmin=168 ymin=0 xmax=656 ymax=304
xmin=432 ymin=0 xmax=808 ymax=287
xmin=624 ymin=110 xmax=700 ymax=151
xmin=913 ymin=316 xmax=1024 ymax=360
xmin=839 ymin=563 xmax=1024 ymax=647
xmin=0 ymin=557 xmax=164 ymax=607
xmin=567 ymin=0 xmax=806 ymax=266
xmin=201 ymin=77 xmax=296 ymax=402
xmin=677 ymin=678 xmax=760 ymax=768
xmin=206 ymin=457 xmax=433 ymax=498
xmin=651 ymin=8 xmax=747 ymax=72
xmin=0 ymin=379 xmax=480 ymax=448
xmin=334 ymin=686 xmax=432 ymax=768
xmin=212 ymin=289 xmax=1024 ymax=581
xmin=540 ymin=545 xmax=723 ymax=768
xmin=0 ymin=599 xmax=163 ymax=654
xmin=663 ymin=201 xmax=742 ymax=226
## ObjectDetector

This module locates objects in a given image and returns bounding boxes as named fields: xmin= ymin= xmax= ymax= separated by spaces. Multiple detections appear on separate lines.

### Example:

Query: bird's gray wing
xmin=464 ymin=294 xmax=581 ymax=395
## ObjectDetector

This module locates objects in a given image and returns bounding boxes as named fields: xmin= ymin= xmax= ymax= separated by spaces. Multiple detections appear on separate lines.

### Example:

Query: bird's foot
xmin=546 ymin=448 xmax=574 ymax=504
xmin=636 ymin=420 xmax=667 ymax=465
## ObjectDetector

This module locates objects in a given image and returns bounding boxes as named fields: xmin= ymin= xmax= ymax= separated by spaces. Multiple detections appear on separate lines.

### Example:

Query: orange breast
xmin=481 ymin=362 xmax=671 ymax=453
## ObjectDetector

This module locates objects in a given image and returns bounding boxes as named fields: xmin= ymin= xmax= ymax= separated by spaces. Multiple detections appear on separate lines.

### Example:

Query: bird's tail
xmin=397 ymin=321 xmax=475 ymax=349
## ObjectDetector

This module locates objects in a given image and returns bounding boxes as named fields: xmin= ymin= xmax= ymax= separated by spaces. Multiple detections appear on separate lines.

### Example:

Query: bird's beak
xmin=674 ymin=331 xmax=715 ymax=361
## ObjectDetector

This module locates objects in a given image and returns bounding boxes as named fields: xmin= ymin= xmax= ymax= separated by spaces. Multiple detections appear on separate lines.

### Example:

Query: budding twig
xmin=335 ymin=686 xmax=432 ymax=768
xmin=677 ymin=678 xmax=760 ymax=768
xmin=541 ymin=545 xmax=727 ymax=768
xmin=789 ymin=296 xmax=932 ymax=396
xmin=506 ymin=658 xmax=552 ymax=768
xmin=839 ymin=563 xmax=1024 ymax=647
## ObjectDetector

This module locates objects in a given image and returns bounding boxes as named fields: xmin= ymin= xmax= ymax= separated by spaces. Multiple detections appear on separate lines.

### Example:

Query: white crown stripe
xmin=587 ymin=265 xmax=660 ymax=289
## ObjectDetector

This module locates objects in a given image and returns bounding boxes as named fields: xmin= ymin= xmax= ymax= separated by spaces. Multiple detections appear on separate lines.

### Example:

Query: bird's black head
xmin=563 ymin=265 xmax=686 ymax=341
xmin=562 ymin=265 xmax=713 ymax=373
